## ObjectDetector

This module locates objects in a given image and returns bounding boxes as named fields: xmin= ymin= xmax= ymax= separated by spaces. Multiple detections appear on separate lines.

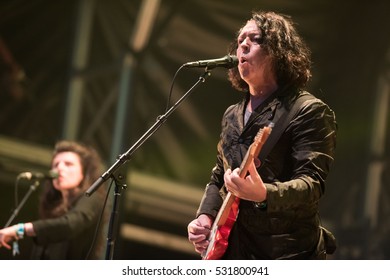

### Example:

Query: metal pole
xmin=364 ymin=52 xmax=390 ymax=228
xmin=62 ymin=0 xmax=95 ymax=140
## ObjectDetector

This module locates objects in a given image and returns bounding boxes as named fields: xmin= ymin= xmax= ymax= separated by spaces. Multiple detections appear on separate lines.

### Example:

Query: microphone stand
xmin=105 ymin=167 xmax=127 ymax=260
xmin=4 ymin=180 xmax=40 ymax=228
xmin=85 ymin=69 xmax=212 ymax=259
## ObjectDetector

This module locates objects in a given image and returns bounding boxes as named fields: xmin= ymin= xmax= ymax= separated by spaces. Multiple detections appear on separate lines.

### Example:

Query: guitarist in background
xmin=187 ymin=11 xmax=337 ymax=259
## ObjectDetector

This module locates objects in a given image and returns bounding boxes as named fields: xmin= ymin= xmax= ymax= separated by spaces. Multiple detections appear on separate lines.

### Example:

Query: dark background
xmin=1 ymin=0 xmax=389 ymax=260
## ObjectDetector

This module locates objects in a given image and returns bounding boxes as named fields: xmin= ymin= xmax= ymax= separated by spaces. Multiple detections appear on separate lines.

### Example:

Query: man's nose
xmin=56 ymin=162 xmax=66 ymax=170
xmin=240 ymin=38 xmax=250 ymax=50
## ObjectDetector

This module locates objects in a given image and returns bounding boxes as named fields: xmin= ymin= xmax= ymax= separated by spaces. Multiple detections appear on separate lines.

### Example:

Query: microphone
xmin=17 ymin=170 xmax=59 ymax=180
xmin=183 ymin=55 xmax=238 ymax=69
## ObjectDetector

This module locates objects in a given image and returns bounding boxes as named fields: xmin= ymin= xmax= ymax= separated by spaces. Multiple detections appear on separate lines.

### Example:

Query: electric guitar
xmin=202 ymin=123 xmax=273 ymax=260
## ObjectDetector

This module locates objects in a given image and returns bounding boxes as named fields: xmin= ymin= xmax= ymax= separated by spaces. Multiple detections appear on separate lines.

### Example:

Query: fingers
xmin=223 ymin=168 xmax=232 ymax=184
xmin=247 ymin=160 xmax=261 ymax=181
xmin=194 ymin=240 xmax=209 ymax=254
xmin=188 ymin=221 xmax=208 ymax=241
xmin=188 ymin=219 xmax=210 ymax=235
xmin=188 ymin=232 xmax=207 ymax=243
xmin=224 ymin=160 xmax=265 ymax=201
xmin=0 ymin=237 xmax=12 ymax=250
xmin=224 ymin=167 xmax=239 ymax=184
xmin=224 ymin=167 xmax=241 ymax=196
xmin=187 ymin=218 xmax=211 ymax=254
xmin=2 ymin=242 xmax=12 ymax=250
xmin=0 ymin=227 xmax=19 ymax=251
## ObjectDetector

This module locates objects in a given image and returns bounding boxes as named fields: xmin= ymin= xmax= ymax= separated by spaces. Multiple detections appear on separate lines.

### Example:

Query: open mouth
xmin=240 ymin=57 xmax=248 ymax=64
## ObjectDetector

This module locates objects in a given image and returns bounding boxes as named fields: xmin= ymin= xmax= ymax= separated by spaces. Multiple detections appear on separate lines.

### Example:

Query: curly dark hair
xmin=39 ymin=140 xmax=105 ymax=219
xmin=228 ymin=11 xmax=312 ymax=93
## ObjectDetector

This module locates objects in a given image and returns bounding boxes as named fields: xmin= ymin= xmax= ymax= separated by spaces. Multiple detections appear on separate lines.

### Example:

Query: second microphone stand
xmin=4 ymin=180 xmax=40 ymax=228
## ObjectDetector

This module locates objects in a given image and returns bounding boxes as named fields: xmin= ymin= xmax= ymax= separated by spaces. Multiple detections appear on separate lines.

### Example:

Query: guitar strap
xmin=258 ymin=92 xmax=315 ymax=164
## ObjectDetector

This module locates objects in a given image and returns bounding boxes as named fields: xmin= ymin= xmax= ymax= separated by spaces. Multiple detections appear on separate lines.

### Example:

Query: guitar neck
xmin=215 ymin=192 xmax=236 ymax=226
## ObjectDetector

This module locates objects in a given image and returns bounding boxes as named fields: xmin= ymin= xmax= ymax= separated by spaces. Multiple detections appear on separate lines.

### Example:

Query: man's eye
xmin=252 ymin=37 xmax=262 ymax=44
xmin=256 ymin=35 xmax=264 ymax=43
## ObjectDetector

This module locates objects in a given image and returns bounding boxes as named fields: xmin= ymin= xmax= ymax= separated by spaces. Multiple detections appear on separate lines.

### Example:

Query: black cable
xmin=164 ymin=64 xmax=185 ymax=113
xmin=85 ymin=180 xmax=113 ymax=260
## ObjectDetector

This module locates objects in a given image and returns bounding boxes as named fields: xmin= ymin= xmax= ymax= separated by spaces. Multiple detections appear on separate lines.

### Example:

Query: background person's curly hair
xmin=39 ymin=140 xmax=105 ymax=219
xmin=228 ymin=11 xmax=312 ymax=93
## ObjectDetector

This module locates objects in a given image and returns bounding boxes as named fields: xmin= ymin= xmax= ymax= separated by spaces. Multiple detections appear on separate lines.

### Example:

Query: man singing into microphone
xmin=0 ymin=140 xmax=109 ymax=259
xmin=187 ymin=11 xmax=337 ymax=259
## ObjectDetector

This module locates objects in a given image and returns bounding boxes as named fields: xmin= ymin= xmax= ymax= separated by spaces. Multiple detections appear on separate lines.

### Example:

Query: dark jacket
xmin=197 ymin=90 xmax=337 ymax=259
xmin=30 ymin=193 xmax=105 ymax=259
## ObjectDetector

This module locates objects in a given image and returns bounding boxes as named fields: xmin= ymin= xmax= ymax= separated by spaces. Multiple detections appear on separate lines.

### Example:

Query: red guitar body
xmin=202 ymin=196 xmax=240 ymax=260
